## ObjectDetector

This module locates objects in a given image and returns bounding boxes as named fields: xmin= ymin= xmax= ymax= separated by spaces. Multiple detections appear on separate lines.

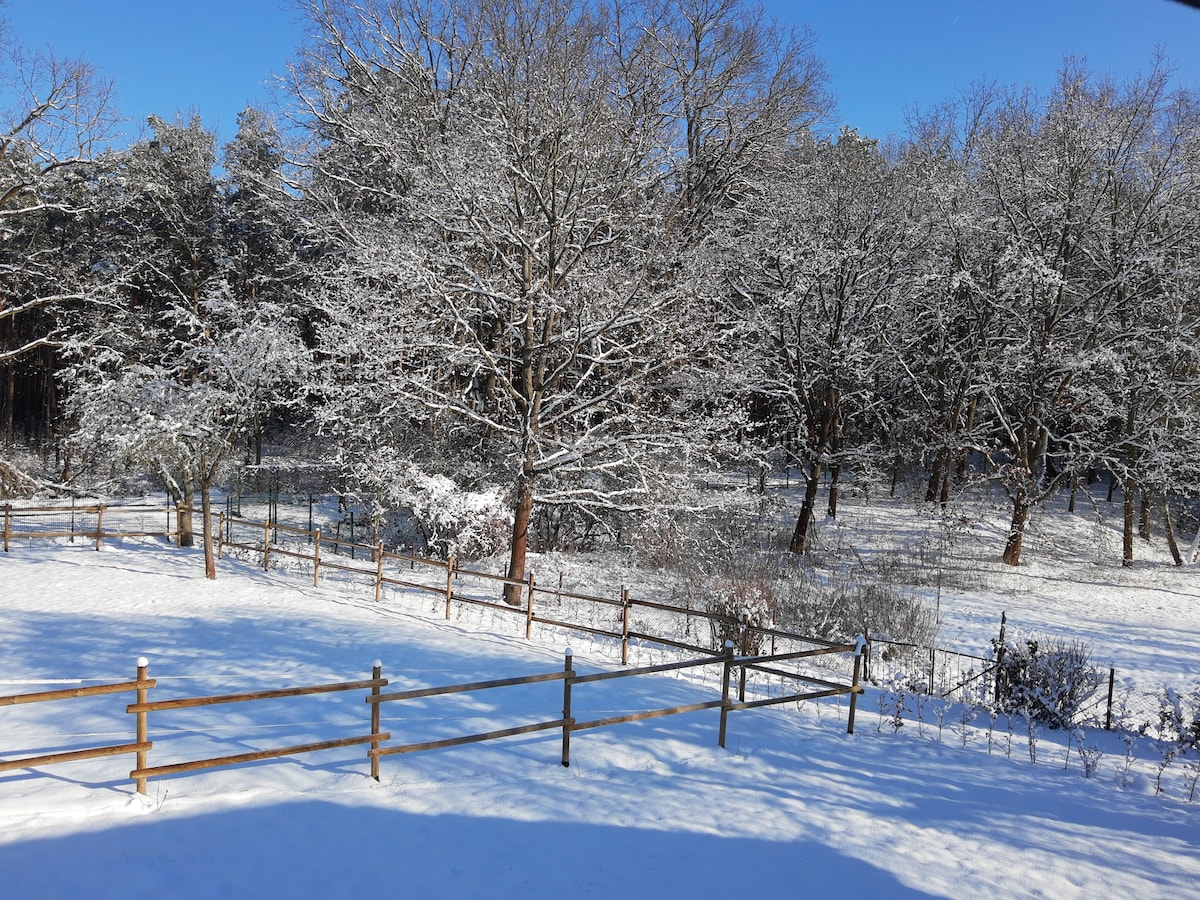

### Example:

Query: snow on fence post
xmin=313 ymin=529 xmax=321 ymax=587
xmin=525 ymin=572 xmax=535 ymax=640
xmin=561 ymin=648 xmax=574 ymax=768
xmin=374 ymin=542 xmax=385 ymax=602
xmin=262 ymin=518 xmax=271 ymax=571
xmin=444 ymin=554 xmax=456 ymax=620
xmin=134 ymin=657 xmax=150 ymax=795
xmin=94 ymin=504 xmax=104 ymax=551
xmin=370 ymin=660 xmax=383 ymax=781
xmin=620 ymin=587 xmax=630 ymax=666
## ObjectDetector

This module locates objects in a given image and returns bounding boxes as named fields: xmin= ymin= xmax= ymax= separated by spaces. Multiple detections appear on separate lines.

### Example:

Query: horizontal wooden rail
xmin=531 ymin=615 xmax=623 ymax=641
xmin=372 ymin=671 xmax=568 ymax=704
xmin=627 ymin=630 xmax=715 ymax=656
xmin=1 ymin=679 xmax=155 ymax=707
xmin=455 ymin=567 xmax=516 ymax=585
xmin=746 ymin=664 xmax=852 ymax=690
xmin=535 ymin=587 xmax=622 ymax=607
xmin=128 ymin=678 xmax=387 ymax=713
xmin=381 ymin=548 xmax=447 ymax=569
xmin=130 ymin=732 xmax=390 ymax=781
xmin=373 ymin=719 xmax=566 ymax=757
xmin=379 ymin=575 xmax=446 ymax=596
xmin=571 ymin=699 xmax=727 ymax=733
xmin=738 ymin=645 xmax=855 ymax=666
xmin=727 ymin=686 xmax=857 ymax=713
xmin=745 ymin=626 xmax=848 ymax=649
xmin=629 ymin=597 xmax=724 ymax=620
xmin=0 ymin=740 xmax=153 ymax=773
xmin=572 ymin=653 xmax=728 ymax=686
xmin=448 ymin=592 xmax=525 ymax=616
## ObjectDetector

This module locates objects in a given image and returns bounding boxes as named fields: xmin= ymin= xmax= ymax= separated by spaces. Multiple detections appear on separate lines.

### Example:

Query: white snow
xmin=2 ymin=494 xmax=1200 ymax=899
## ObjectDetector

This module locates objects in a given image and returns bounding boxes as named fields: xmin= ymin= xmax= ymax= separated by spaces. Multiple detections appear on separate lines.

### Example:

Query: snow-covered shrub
xmin=992 ymin=634 xmax=1102 ymax=729
xmin=408 ymin=476 xmax=511 ymax=560
xmin=703 ymin=577 xmax=775 ymax=655
xmin=776 ymin=573 xmax=936 ymax=650
xmin=1142 ymin=682 xmax=1200 ymax=796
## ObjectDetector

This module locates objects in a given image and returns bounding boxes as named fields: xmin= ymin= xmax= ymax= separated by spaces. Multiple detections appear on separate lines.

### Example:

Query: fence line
xmin=3 ymin=505 xmax=1151 ymax=728
xmin=2 ymin=643 xmax=863 ymax=794
xmin=2 ymin=502 xmax=183 ymax=551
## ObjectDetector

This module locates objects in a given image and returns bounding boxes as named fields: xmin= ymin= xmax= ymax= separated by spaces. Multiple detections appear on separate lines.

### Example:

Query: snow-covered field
xmin=2 ymin=490 xmax=1199 ymax=898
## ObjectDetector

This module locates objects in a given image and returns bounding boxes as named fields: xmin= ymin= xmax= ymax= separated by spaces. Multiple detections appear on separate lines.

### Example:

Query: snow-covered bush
xmin=357 ymin=459 xmax=512 ymax=561
xmin=776 ymin=574 xmax=936 ymax=650
xmin=992 ymin=634 xmax=1101 ymax=729
xmin=1142 ymin=682 xmax=1200 ymax=795
xmin=407 ymin=475 xmax=512 ymax=561
xmin=703 ymin=577 xmax=775 ymax=655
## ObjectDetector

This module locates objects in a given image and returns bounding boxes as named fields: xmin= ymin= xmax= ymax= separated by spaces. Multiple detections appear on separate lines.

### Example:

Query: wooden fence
xmin=215 ymin=512 xmax=848 ymax=671
xmin=2 ymin=502 xmax=180 ymax=551
xmin=1 ymin=644 xmax=864 ymax=794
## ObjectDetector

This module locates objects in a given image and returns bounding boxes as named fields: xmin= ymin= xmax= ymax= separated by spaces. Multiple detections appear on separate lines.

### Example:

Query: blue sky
xmin=7 ymin=1 xmax=1200 ymax=149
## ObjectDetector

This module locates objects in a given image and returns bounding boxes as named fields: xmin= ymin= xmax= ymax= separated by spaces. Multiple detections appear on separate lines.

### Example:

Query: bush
xmin=992 ymin=635 xmax=1101 ymax=729
xmin=775 ymin=572 xmax=937 ymax=649
xmin=703 ymin=577 xmax=776 ymax=655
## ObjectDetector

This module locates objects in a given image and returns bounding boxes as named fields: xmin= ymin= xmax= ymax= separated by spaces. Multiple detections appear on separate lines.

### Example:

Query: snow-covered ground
xmin=2 ymin=489 xmax=1199 ymax=898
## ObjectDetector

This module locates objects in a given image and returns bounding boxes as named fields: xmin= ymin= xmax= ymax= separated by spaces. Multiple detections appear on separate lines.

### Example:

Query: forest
xmin=3 ymin=0 xmax=1200 ymax=590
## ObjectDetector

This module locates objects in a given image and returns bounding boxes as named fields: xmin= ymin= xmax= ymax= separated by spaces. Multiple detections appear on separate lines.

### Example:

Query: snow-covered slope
xmin=2 ymin=520 xmax=1199 ymax=899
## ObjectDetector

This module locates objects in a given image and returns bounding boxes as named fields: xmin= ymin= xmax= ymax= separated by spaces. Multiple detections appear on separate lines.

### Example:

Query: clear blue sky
xmin=7 ymin=0 xmax=1200 ymax=149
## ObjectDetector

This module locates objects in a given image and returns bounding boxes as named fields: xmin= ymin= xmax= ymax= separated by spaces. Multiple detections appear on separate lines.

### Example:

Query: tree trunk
xmin=176 ymin=492 xmax=195 ymax=548
xmin=201 ymin=480 xmax=217 ymax=579
xmin=1001 ymin=496 xmax=1028 ymax=566
xmin=1138 ymin=489 xmax=1153 ymax=541
xmin=1163 ymin=496 xmax=1183 ymax=567
xmin=925 ymin=448 xmax=947 ymax=503
xmin=1122 ymin=479 xmax=1136 ymax=568
xmin=789 ymin=463 xmax=822 ymax=554
xmin=827 ymin=464 xmax=841 ymax=518
xmin=502 ymin=471 xmax=534 ymax=606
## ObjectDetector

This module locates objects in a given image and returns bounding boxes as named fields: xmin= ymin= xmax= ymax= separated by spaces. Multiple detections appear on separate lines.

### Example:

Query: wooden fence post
xmin=313 ymin=529 xmax=322 ymax=587
xmin=262 ymin=518 xmax=271 ymax=571
xmin=620 ymin=587 xmax=630 ymax=666
xmin=135 ymin=656 xmax=150 ymax=795
xmin=719 ymin=641 xmax=735 ymax=749
xmin=561 ymin=648 xmax=574 ymax=767
xmin=525 ymin=572 xmax=535 ymax=640
xmin=847 ymin=637 xmax=865 ymax=735
xmin=370 ymin=660 xmax=382 ymax=781
xmin=444 ymin=554 xmax=456 ymax=620
xmin=94 ymin=504 xmax=104 ymax=551
xmin=374 ymin=541 xmax=385 ymax=602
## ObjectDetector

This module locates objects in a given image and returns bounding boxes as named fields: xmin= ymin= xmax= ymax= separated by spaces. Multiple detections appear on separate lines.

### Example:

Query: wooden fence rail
xmin=0 ymin=661 xmax=157 ymax=778
xmin=3 ymin=638 xmax=864 ymax=795
xmin=370 ymin=643 xmax=865 ymax=770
